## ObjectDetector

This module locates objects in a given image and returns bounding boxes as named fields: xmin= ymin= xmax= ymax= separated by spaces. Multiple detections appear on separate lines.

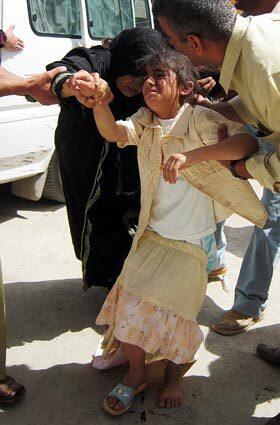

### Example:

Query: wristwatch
xmin=230 ymin=160 xmax=247 ymax=181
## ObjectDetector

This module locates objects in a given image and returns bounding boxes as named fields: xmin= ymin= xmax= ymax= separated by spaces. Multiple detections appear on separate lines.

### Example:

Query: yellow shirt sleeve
xmin=116 ymin=109 xmax=144 ymax=148
xmin=259 ymin=73 xmax=280 ymax=133
xmin=246 ymin=149 xmax=280 ymax=193
xmin=228 ymin=96 xmax=257 ymax=126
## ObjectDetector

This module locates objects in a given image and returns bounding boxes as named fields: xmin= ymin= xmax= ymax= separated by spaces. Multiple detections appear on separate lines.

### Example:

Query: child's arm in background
xmin=163 ymin=133 xmax=258 ymax=184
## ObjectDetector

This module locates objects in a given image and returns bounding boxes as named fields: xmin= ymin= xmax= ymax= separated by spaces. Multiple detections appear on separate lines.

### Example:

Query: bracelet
xmin=50 ymin=71 xmax=73 ymax=100
xmin=230 ymin=160 xmax=247 ymax=181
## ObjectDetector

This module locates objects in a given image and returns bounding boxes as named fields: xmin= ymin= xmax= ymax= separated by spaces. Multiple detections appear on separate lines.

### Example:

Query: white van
xmin=0 ymin=0 xmax=153 ymax=201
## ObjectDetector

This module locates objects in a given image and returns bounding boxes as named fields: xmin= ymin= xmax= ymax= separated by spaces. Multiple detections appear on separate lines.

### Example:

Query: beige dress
xmin=96 ymin=104 xmax=267 ymax=364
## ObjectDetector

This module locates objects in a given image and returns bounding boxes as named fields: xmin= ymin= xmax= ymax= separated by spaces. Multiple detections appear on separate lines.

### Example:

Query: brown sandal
xmin=0 ymin=376 xmax=26 ymax=405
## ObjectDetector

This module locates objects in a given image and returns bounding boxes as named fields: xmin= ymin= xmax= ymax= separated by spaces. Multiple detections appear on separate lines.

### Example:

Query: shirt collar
xmin=219 ymin=15 xmax=250 ymax=94
xmin=137 ymin=103 xmax=192 ymax=137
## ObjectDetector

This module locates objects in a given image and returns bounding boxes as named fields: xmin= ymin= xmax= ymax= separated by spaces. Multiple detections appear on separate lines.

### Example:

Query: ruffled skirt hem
xmin=96 ymin=284 xmax=204 ymax=365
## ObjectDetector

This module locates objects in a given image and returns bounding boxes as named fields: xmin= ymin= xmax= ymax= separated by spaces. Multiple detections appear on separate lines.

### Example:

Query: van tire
xmin=42 ymin=151 xmax=65 ymax=203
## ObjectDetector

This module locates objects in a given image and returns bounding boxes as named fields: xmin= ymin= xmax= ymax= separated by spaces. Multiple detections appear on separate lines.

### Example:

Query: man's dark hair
xmin=141 ymin=47 xmax=200 ymax=105
xmin=152 ymin=0 xmax=237 ymax=42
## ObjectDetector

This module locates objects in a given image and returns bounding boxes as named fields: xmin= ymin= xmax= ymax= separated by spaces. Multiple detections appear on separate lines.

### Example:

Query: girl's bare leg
xmin=159 ymin=361 xmax=183 ymax=408
xmin=92 ymin=343 xmax=128 ymax=370
xmin=107 ymin=342 xmax=147 ymax=412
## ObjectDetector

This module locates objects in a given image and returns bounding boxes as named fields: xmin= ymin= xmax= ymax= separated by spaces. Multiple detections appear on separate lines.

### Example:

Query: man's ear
xmin=186 ymin=34 xmax=204 ymax=56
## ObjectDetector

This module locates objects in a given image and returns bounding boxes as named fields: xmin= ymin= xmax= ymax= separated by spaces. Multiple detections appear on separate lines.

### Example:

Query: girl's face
xmin=143 ymin=68 xmax=192 ymax=119
xmin=116 ymin=75 xmax=145 ymax=97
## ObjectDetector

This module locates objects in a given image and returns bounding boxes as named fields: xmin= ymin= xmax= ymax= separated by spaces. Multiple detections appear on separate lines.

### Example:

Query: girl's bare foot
xmin=159 ymin=361 xmax=183 ymax=408
xmin=92 ymin=345 xmax=128 ymax=370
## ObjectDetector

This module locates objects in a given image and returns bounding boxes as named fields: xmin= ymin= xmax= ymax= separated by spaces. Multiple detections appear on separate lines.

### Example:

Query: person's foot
xmin=92 ymin=346 xmax=128 ymax=370
xmin=256 ymin=344 xmax=280 ymax=368
xmin=212 ymin=309 xmax=264 ymax=336
xmin=266 ymin=412 xmax=280 ymax=424
xmin=107 ymin=367 xmax=147 ymax=412
xmin=158 ymin=361 xmax=183 ymax=409
xmin=0 ymin=376 xmax=26 ymax=405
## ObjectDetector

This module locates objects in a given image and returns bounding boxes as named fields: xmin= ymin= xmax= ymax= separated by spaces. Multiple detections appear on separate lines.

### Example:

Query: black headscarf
xmin=109 ymin=27 xmax=162 ymax=78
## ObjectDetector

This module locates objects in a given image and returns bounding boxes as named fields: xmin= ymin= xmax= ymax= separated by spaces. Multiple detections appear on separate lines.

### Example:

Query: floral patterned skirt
xmin=96 ymin=285 xmax=204 ymax=364
xmin=96 ymin=229 xmax=208 ymax=364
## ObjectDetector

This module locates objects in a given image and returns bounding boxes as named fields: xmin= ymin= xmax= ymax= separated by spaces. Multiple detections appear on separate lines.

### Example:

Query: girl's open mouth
xmin=144 ymin=88 xmax=157 ymax=97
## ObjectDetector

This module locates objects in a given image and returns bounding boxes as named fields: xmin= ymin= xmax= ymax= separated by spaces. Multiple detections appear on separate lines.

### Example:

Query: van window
xmin=134 ymin=0 xmax=151 ymax=27
xmin=86 ymin=0 xmax=152 ymax=39
xmin=86 ymin=0 xmax=133 ymax=39
xmin=27 ymin=0 xmax=81 ymax=37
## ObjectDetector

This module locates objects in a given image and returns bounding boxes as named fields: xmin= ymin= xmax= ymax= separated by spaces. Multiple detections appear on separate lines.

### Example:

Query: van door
xmin=0 ymin=0 xmax=83 ymax=196
xmin=0 ymin=0 xmax=153 ymax=200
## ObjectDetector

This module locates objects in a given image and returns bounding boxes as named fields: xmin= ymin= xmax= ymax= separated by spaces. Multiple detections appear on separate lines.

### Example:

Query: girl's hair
xmin=141 ymin=47 xmax=200 ymax=105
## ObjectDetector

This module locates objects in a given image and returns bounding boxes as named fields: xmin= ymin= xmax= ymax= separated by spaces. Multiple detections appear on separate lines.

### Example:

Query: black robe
xmin=47 ymin=46 xmax=144 ymax=289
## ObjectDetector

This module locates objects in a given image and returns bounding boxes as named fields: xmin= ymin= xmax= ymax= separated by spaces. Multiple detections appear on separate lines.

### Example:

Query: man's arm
xmin=0 ymin=66 xmax=25 ymax=96
xmin=162 ymin=134 xmax=258 ymax=183
xmin=195 ymin=95 xmax=245 ymax=124
xmin=0 ymin=66 xmax=66 ymax=104
xmin=210 ymin=101 xmax=245 ymax=124
xmin=183 ymin=133 xmax=258 ymax=164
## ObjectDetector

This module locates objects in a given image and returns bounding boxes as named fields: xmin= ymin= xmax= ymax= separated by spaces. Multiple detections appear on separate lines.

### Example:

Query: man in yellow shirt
xmin=153 ymin=1 xmax=280 ymax=423
xmin=209 ymin=0 xmax=280 ymax=335
xmin=153 ymin=0 xmax=280 ymax=191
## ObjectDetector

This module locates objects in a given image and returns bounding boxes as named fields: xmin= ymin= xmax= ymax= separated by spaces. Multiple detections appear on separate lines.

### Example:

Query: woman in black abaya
xmin=47 ymin=28 xmax=162 ymax=289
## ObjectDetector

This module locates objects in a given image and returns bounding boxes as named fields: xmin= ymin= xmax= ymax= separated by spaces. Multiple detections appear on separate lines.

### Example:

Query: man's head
xmin=152 ymin=0 xmax=236 ymax=66
xmin=235 ymin=0 xmax=278 ymax=15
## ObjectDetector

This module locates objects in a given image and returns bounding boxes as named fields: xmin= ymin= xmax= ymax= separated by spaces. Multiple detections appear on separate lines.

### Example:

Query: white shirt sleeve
xmin=116 ymin=109 xmax=145 ymax=148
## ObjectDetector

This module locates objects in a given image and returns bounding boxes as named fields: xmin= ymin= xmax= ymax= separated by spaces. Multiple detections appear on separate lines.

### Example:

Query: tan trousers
xmin=0 ymin=260 xmax=6 ymax=380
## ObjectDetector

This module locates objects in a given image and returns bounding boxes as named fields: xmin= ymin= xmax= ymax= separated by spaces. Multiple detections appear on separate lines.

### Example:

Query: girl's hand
xmin=68 ymin=70 xmax=95 ymax=94
xmin=71 ymin=71 xmax=113 ymax=106
xmin=162 ymin=153 xmax=187 ymax=184
xmin=162 ymin=151 xmax=200 ymax=183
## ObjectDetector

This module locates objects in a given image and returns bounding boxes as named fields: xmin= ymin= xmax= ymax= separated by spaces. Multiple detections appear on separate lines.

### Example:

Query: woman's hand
xmin=68 ymin=71 xmax=114 ymax=108
xmin=162 ymin=152 xmax=199 ymax=184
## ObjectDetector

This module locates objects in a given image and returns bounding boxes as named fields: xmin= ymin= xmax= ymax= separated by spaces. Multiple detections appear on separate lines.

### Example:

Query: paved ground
xmin=0 ymin=183 xmax=279 ymax=425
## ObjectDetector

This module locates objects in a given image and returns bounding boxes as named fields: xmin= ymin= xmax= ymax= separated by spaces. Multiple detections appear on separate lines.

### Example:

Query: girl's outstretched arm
xmin=93 ymin=104 xmax=128 ymax=144
xmin=72 ymin=71 xmax=128 ymax=143
xmin=163 ymin=133 xmax=258 ymax=184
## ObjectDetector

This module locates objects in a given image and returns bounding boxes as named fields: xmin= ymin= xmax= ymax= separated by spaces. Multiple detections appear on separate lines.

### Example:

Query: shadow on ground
xmin=224 ymin=224 xmax=253 ymax=259
xmin=0 ymin=185 xmax=64 ymax=225
xmin=5 ymin=279 xmax=108 ymax=347
xmin=1 ymin=281 xmax=279 ymax=424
